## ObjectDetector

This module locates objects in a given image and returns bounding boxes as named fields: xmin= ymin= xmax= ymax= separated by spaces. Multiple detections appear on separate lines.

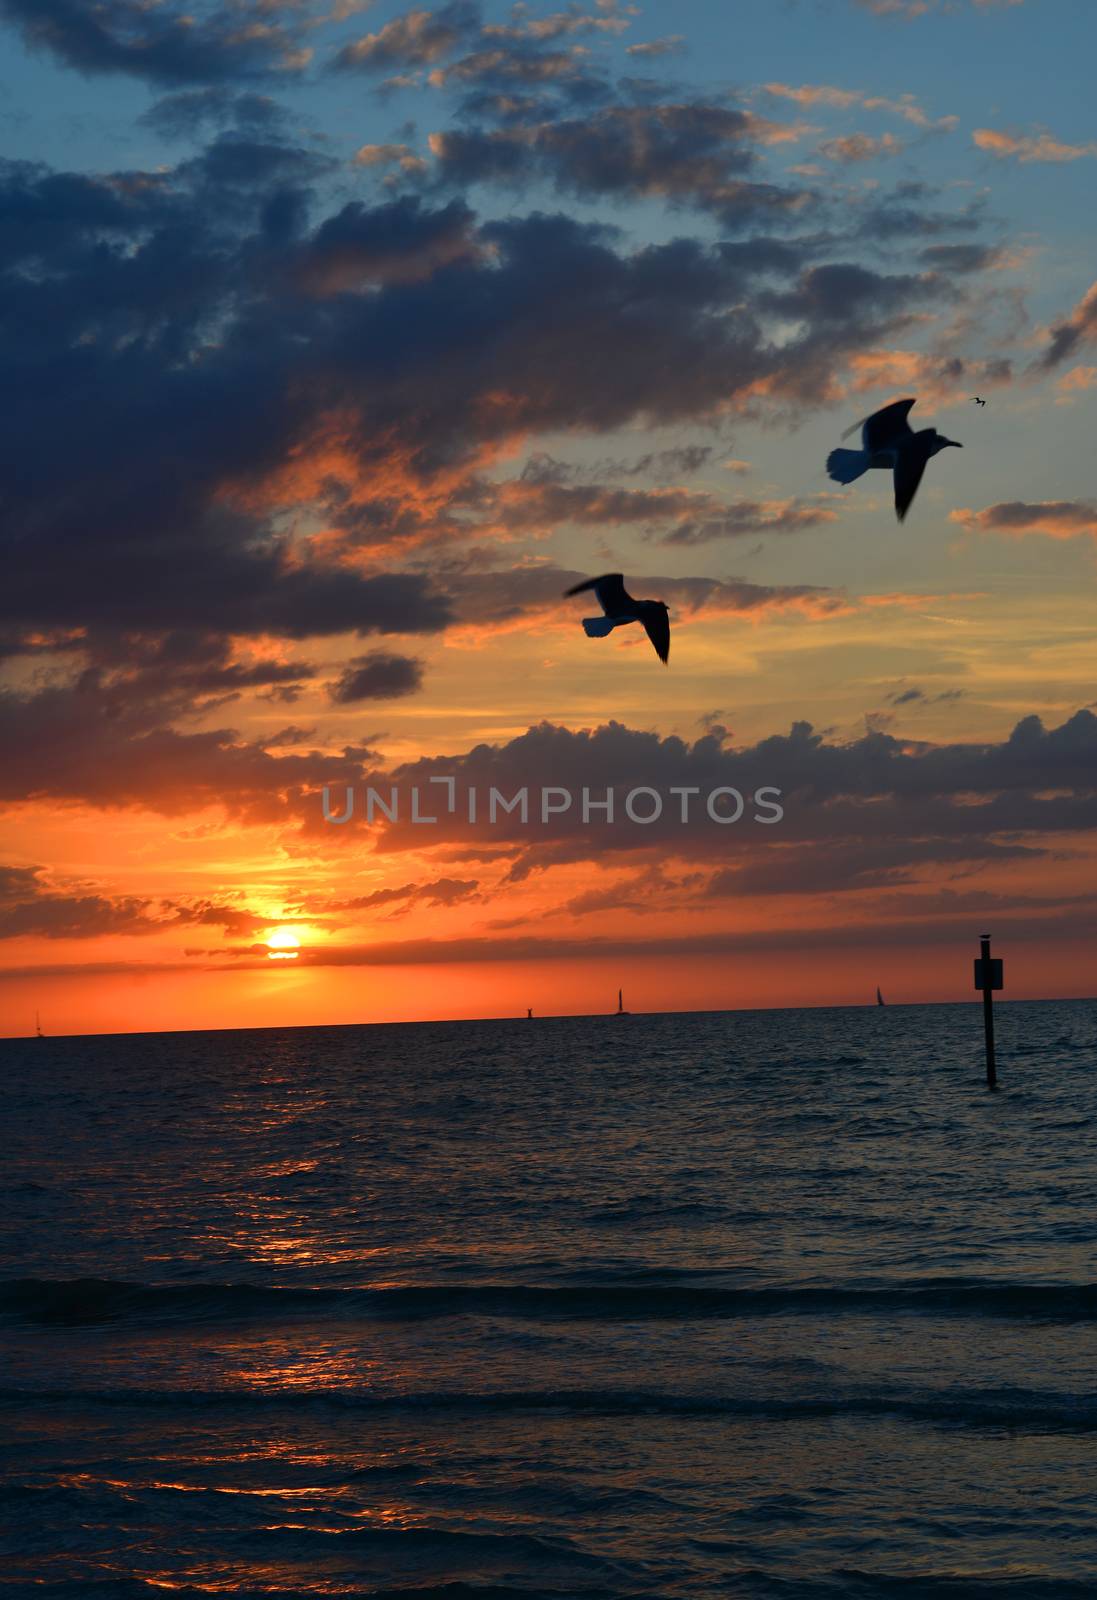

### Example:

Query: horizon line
xmin=3 ymin=992 xmax=1094 ymax=1044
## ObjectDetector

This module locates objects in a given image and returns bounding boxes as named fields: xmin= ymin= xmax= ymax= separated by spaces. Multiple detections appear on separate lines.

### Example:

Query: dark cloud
xmin=1039 ymin=281 xmax=1097 ymax=369
xmin=758 ymin=262 xmax=950 ymax=324
xmin=289 ymin=196 xmax=479 ymax=292
xmin=330 ymin=651 xmax=425 ymax=703
xmin=1 ymin=133 xmax=961 ymax=662
xmin=305 ymin=876 xmax=481 ymax=914
xmin=919 ymin=242 xmax=1010 ymax=274
xmin=883 ymin=684 xmax=962 ymax=711
xmin=858 ymin=181 xmax=985 ymax=242
xmin=317 ymin=710 xmax=1097 ymax=890
xmin=0 ymin=44 xmax=1004 ymax=683
xmin=437 ymin=469 xmax=839 ymax=547
xmin=0 ymin=671 xmax=371 ymax=822
xmin=0 ymin=0 xmax=311 ymax=85
xmin=0 ymin=864 xmax=158 ymax=940
xmin=0 ymin=862 xmax=293 ymax=941
xmin=436 ymin=561 xmax=846 ymax=630
xmin=139 ymin=88 xmax=294 ymax=141
xmin=657 ymin=497 xmax=838 ymax=546
xmin=705 ymin=837 xmax=1041 ymax=899
xmin=430 ymin=103 xmax=813 ymax=228
xmin=951 ymin=501 xmax=1097 ymax=540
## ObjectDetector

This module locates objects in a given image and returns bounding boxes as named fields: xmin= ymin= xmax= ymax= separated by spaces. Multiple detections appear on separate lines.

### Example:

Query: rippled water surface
xmin=2 ymin=1001 xmax=1096 ymax=1598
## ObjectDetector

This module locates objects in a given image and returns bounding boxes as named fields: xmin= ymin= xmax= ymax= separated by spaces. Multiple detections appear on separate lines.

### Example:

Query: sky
xmin=1 ymin=0 xmax=1096 ymax=1036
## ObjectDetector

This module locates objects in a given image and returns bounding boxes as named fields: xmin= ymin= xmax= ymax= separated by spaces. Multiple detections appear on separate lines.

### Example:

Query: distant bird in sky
xmin=564 ymin=573 xmax=670 ymax=663
xmin=973 ymin=396 xmax=987 ymax=406
xmin=826 ymin=398 xmax=963 ymax=522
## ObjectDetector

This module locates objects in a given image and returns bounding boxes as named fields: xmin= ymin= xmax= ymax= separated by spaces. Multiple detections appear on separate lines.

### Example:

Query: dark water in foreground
xmin=1 ymin=1001 xmax=1096 ymax=1598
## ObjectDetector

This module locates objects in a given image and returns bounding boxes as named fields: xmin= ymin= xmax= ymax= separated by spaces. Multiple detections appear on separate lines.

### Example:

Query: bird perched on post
xmin=564 ymin=573 xmax=670 ymax=663
xmin=826 ymin=398 xmax=963 ymax=521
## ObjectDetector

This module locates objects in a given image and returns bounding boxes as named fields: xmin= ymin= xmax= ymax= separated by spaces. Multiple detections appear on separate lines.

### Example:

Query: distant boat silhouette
xmin=527 ymin=1007 xmax=533 ymax=1019
xmin=876 ymin=987 xmax=885 ymax=1007
xmin=614 ymin=988 xmax=629 ymax=1016
xmin=35 ymin=1010 xmax=45 ymax=1038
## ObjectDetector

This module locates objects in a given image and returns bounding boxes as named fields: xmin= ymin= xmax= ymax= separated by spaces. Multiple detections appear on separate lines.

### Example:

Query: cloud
xmin=1039 ymin=281 xmax=1097 ymax=369
xmin=313 ymin=709 xmax=1097 ymax=890
xmin=6 ymin=702 xmax=1097 ymax=969
xmin=657 ymin=497 xmax=839 ymax=546
xmin=1054 ymin=366 xmax=1097 ymax=404
xmin=333 ymin=1 xmax=480 ymax=72
xmin=288 ymin=196 xmax=480 ymax=290
xmin=855 ymin=0 xmax=1023 ymax=16
xmin=1 ymin=135 xmax=951 ymax=662
xmin=918 ymin=243 xmax=1014 ymax=275
xmin=764 ymin=82 xmax=956 ymax=132
xmin=139 ymin=88 xmax=293 ymax=141
xmin=0 ymin=0 xmax=312 ymax=85
xmin=625 ymin=36 xmax=685 ymax=59
xmin=0 ymin=670 xmax=373 ymax=822
xmin=0 ymin=862 xmax=291 ymax=942
xmin=818 ymin=133 xmax=903 ymax=163
xmin=758 ymin=262 xmax=952 ymax=325
xmin=353 ymin=142 xmax=430 ymax=177
xmin=427 ymin=103 xmax=815 ymax=226
xmin=304 ymin=876 xmax=481 ymax=914
xmin=330 ymin=651 xmax=425 ymax=703
xmin=950 ymin=501 xmax=1097 ymax=542
xmin=973 ymin=127 xmax=1097 ymax=163
xmin=480 ymin=4 xmax=636 ymax=44
xmin=0 ymin=864 xmax=158 ymax=940
xmin=441 ymin=468 xmax=840 ymax=548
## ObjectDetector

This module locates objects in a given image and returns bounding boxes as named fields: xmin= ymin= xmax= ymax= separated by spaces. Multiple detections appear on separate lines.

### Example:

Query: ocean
xmin=1 ymin=1001 xmax=1095 ymax=1598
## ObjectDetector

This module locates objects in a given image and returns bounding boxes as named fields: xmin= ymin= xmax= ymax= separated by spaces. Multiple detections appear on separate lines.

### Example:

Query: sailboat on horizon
xmin=35 ymin=1010 xmax=45 ymax=1038
xmin=876 ymin=987 xmax=885 ymax=1007
xmin=614 ymin=988 xmax=629 ymax=1016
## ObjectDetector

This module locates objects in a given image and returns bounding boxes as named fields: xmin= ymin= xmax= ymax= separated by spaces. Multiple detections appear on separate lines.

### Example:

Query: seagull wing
xmin=641 ymin=607 xmax=670 ymax=664
xmin=863 ymin=398 xmax=917 ymax=453
xmin=564 ymin=573 xmax=631 ymax=615
xmin=893 ymin=445 xmax=927 ymax=522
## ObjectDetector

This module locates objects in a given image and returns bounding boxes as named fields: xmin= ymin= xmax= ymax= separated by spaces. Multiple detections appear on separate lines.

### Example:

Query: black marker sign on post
xmin=974 ymin=933 xmax=1004 ymax=1090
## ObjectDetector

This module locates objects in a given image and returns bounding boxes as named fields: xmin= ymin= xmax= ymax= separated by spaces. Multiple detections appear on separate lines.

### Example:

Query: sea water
xmin=1 ymin=1001 xmax=1096 ymax=1597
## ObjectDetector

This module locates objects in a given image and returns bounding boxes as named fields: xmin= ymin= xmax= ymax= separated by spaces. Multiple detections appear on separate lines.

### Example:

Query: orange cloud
xmin=764 ymin=82 xmax=956 ymax=131
xmin=951 ymin=502 xmax=1097 ymax=541
xmin=974 ymin=127 xmax=1097 ymax=162
xmin=1055 ymin=366 xmax=1097 ymax=404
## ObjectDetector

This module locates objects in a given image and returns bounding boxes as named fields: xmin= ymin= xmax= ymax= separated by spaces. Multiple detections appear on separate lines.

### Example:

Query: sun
xmin=266 ymin=928 xmax=301 ymax=961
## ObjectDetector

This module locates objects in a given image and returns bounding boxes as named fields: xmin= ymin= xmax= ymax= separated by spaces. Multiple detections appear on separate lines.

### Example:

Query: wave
xmin=0 ymin=1585 xmax=621 ymax=1600
xmin=10 ymin=1581 xmax=1094 ymax=1600
xmin=2 ymin=1275 xmax=1095 ymax=1328
xmin=2 ymin=1383 xmax=1095 ymax=1432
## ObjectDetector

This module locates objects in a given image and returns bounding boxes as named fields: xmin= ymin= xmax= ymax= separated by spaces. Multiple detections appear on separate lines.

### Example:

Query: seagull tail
xmin=582 ymin=616 xmax=617 ymax=638
xmin=827 ymin=447 xmax=870 ymax=486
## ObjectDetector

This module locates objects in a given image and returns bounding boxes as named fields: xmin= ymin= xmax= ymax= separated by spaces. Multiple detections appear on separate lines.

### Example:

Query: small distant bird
xmin=564 ymin=573 xmax=670 ymax=663
xmin=973 ymin=396 xmax=987 ymax=407
xmin=826 ymin=397 xmax=963 ymax=522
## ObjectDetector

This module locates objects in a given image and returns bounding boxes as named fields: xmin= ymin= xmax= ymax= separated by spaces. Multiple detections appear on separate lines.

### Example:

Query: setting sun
xmin=266 ymin=929 xmax=301 ymax=961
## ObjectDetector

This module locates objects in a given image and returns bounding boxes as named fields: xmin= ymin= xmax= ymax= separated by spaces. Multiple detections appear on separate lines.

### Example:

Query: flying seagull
xmin=973 ymin=396 xmax=987 ymax=407
xmin=826 ymin=397 xmax=963 ymax=522
xmin=564 ymin=573 xmax=670 ymax=663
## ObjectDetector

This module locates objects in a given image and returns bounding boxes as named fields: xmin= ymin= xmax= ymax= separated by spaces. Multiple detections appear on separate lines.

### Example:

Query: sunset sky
xmin=1 ymin=0 xmax=1095 ymax=1035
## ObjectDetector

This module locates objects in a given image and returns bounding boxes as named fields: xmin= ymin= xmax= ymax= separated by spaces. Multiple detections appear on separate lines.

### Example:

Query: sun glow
xmin=266 ymin=929 xmax=301 ymax=961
